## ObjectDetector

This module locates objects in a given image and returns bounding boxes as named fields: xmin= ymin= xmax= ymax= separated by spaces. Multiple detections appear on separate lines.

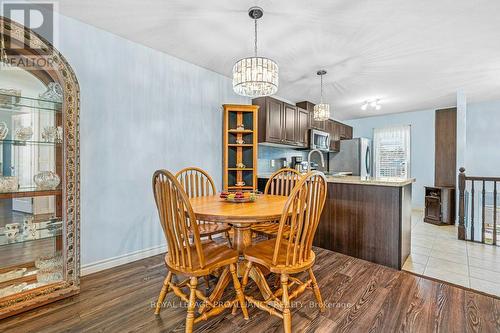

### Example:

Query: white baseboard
xmin=81 ymin=244 xmax=166 ymax=276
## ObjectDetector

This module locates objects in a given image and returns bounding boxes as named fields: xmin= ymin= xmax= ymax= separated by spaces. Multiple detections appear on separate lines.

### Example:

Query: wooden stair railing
xmin=458 ymin=167 xmax=499 ymax=245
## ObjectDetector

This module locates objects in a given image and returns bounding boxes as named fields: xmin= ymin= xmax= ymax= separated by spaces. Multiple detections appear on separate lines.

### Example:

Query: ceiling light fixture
xmin=361 ymin=99 xmax=381 ymax=111
xmin=232 ymin=7 xmax=279 ymax=98
xmin=313 ymin=70 xmax=330 ymax=121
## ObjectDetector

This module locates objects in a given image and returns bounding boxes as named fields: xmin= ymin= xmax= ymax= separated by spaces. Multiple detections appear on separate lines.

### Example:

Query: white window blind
xmin=373 ymin=125 xmax=411 ymax=179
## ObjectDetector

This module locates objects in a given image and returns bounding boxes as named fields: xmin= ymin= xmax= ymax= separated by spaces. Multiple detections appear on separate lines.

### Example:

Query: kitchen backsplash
xmin=258 ymin=144 xmax=327 ymax=175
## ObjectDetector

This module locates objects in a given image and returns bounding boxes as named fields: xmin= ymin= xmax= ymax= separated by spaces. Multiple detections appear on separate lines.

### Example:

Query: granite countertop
xmin=325 ymin=175 xmax=415 ymax=187
xmin=258 ymin=173 xmax=415 ymax=187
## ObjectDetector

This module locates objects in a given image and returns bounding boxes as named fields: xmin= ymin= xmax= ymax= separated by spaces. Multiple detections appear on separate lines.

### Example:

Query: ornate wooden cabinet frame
xmin=0 ymin=16 xmax=80 ymax=318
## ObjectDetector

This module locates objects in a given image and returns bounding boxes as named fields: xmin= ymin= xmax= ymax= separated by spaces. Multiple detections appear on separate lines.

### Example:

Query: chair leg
xmin=185 ymin=277 xmax=198 ymax=333
xmin=229 ymin=263 xmax=249 ymax=320
xmin=308 ymin=268 xmax=325 ymax=312
xmin=155 ymin=271 xmax=172 ymax=315
xmin=203 ymin=275 xmax=211 ymax=296
xmin=281 ymin=274 xmax=292 ymax=333
xmin=241 ymin=261 xmax=253 ymax=290
xmin=225 ymin=231 xmax=232 ymax=247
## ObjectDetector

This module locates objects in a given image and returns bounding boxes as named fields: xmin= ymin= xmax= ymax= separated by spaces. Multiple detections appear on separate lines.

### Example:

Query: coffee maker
xmin=291 ymin=156 xmax=307 ymax=173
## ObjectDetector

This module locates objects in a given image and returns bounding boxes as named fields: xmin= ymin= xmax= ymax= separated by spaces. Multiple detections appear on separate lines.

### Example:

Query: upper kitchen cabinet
xmin=296 ymin=107 xmax=309 ymax=147
xmin=253 ymin=97 xmax=306 ymax=147
xmin=296 ymin=101 xmax=326 ymax=130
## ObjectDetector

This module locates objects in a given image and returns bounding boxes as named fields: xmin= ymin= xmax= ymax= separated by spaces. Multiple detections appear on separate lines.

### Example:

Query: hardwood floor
xmin=1 ymin=247 xmax=499 ymax=332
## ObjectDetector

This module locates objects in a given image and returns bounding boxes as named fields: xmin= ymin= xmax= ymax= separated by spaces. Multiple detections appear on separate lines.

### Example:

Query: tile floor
xmin=403 ymin=209 xmax=500 ymax=297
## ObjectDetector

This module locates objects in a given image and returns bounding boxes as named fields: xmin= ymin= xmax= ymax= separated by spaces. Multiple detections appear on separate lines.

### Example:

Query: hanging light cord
xmin=253 ymin=15 xmax=258 ymax=57
xmin=320 ymin=74 xmax=324 ymax=104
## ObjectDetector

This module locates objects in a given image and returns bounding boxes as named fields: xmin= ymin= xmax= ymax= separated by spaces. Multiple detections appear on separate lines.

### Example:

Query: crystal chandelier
xmin=232 ymin=7 xmax=278 ymax=98
xmin=313 ymin=70 xmax=330 ymax=121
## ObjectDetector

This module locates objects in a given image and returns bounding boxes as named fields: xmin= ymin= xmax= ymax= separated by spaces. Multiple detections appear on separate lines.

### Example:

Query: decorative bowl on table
xmin=220 ymin=191 xmax=256 ymax=203
xmin=34 ymin=171 xmax=60 ymax=189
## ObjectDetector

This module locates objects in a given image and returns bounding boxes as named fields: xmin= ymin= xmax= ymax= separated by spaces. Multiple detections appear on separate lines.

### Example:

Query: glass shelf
xmin=0 ymin=93 xmax=62 ymax=113
xmin=0 ymin=219 xmax=62 ymax=247
xmin=0 ymin=187 xmax=62 ymax=199
xmin=0 ymin=139 xmax=61 ymax=146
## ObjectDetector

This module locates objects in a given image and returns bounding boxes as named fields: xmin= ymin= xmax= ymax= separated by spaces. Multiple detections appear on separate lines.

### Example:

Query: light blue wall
xmin=50 ymin=14 xmax=248 ymax=267
xmin=345 ymin=109 xmax=435 ymax=208
xmin=465 ymin=100 xmax=500 ymax=176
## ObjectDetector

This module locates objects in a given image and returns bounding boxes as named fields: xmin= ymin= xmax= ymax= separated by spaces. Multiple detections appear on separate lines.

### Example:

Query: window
xmin=373 ymin=125 xmax=411 ymax=179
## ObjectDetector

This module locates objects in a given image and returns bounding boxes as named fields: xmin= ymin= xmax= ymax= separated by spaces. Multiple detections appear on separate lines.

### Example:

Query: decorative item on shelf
xmin=5 ymin=223 xmax=20 ymax=240
xmin=0 ymin=268 xmax=27 ymax=283
xmin=236 ymin=162 xmax=246 ymax=169
xmin=15 ymin=126 xmax=33 ymax=141
xmin=38 ymin=82 xmax=63 ymax=103
xmin=235 ymin=138 xmax=245 ymax=144
xmin=235 ymin=181 xmax=246 ymax=186
xmin=23 ymin=216 xmax=37 ymax=239
xmin=0 ymin=121 xmax=8 ymax=140
xmin=0 ymin=176 xmax=19 ymax=192
xmin=36 ymin=269 xmax=63 ymax=284
xmin=313 ymin=70 xmax=330 ymax=121
xmin=0 ymin=88 xmax=21 ymax=109
xmin=236 ymin=124 xmax=245 ymax=131
xmin=0 ymin=283 xmax=28 ymax=298
xmin=41 ymin=126 xmax=62 ymax=143
xmin=232 ymin=7 xmax=278 ymax=97
xmin=33 ymin=171 xmax=61 ymax=190
xmin=35 ymin=254 xmax=63 ymax=271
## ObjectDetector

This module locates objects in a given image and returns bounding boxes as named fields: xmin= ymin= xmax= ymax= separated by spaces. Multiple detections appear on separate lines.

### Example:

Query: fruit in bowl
xmin=219 ymin=191 xmax=229 ymax=199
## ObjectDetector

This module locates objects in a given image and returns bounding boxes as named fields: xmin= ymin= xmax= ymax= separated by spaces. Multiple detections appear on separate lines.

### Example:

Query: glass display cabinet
xmin=0 ymin=17 xmax=80 ymax=319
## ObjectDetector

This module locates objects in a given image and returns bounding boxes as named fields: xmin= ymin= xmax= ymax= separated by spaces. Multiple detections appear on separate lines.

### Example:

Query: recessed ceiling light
xmin=361 ymin=99 xmax=381 ymax=110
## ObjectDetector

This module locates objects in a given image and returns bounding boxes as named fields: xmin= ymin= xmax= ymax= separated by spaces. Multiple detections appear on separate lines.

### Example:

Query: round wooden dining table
xmin=189 ymin=194 xmax=289 ymax=254
xmin=189 ymin=194 xmax=289 ymax=302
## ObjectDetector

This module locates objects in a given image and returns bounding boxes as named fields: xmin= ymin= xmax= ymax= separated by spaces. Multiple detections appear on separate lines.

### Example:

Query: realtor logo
xmin=1 ymin=1 xmax=55 ymax=52
xmin=1 ymin=1 xmax=58 ymax=69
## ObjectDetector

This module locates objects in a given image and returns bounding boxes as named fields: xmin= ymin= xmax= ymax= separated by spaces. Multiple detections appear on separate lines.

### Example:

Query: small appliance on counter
xmin=329 ymin=138 xmax=372 ymax=178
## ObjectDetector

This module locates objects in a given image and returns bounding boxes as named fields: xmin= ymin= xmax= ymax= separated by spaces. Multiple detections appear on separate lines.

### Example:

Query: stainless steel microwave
xmin=309 ymin=129 xmax=331 ymax=152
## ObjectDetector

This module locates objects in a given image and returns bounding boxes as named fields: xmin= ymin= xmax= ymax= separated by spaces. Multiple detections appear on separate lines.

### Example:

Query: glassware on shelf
xmin=0 ymin=121 xmax=8 ymax=139
xmin=35 ymin=254 xmax=63 ymax=270
xmin=5 ymin=223 xmax=20 ymax=240
xmin=0 ymin=283 xmax=28 ymax=298
xmin=33 ymin=171 xmax=60 ymax=190
xmin=38 ymin=83 xmax=63 ymax=105
xmin=0 ymin=88 xmax=21 ymax=109
xmin=15 ymin=126 xmax=33 ymax=141
xmin=36 ymin=269 xmax=63 ymax=284
xmin=0 ymin=176 xmax=19 ymax=192
xmin=0 ymin=268 xmax=27 ymax=283
xmin=41 ymin=126 xmax=62 ymax=143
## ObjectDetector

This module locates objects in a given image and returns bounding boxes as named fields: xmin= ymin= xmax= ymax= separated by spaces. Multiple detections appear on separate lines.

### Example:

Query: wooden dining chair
xmin=175 ymin=167 xmax=232 ymax=247
xmin=152 ymin=170 xmax=248 ymax=332
xmin=251 ymin=168 xmax=301 ymax=239
xmin=241 ymin=171 xmax=327 ymax=333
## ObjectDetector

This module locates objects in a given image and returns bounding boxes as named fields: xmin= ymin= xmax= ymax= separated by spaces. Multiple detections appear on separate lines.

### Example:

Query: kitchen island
xmin=315 ymin=176 xmax=415 ymax=270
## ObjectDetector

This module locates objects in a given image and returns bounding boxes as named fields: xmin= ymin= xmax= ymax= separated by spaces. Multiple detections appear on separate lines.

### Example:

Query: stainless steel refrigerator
xmin=329 ymin=138 xmax=372 ymax=177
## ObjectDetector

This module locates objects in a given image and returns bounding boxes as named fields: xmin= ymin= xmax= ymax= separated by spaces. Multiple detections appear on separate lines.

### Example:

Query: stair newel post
xmin=458 ymin=167 xmax=466 ymax=240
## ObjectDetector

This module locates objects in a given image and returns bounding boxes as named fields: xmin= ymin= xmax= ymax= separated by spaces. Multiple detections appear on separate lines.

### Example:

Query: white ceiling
xmin=56 ymin=0 xmax=500 ymax=120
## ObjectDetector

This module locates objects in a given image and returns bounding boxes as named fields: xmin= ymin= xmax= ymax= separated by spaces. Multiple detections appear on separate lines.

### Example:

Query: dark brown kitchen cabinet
xmin=253 ymin=97 xmax=301 ymax=146
xmin=296 ymin=107 xmax=309 ymax=147
xmin=283 ymin=103 xmax=296 ymax=143
xmin=296 ymin=101 xmax=326 ymax=130
xmin=325 ymin=120 xmax=338 ymax=152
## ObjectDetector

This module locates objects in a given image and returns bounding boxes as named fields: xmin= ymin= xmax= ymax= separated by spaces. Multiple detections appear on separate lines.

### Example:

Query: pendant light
xmin=232 ymin=7 xmax=279 ymax=97
xmin=313 ymin=70 xmax=330 ymax=121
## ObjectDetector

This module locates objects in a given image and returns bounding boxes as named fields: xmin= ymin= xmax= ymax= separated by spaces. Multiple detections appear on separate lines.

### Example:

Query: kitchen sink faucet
xmin=307 ymin=149 xmax=325 ymax=172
